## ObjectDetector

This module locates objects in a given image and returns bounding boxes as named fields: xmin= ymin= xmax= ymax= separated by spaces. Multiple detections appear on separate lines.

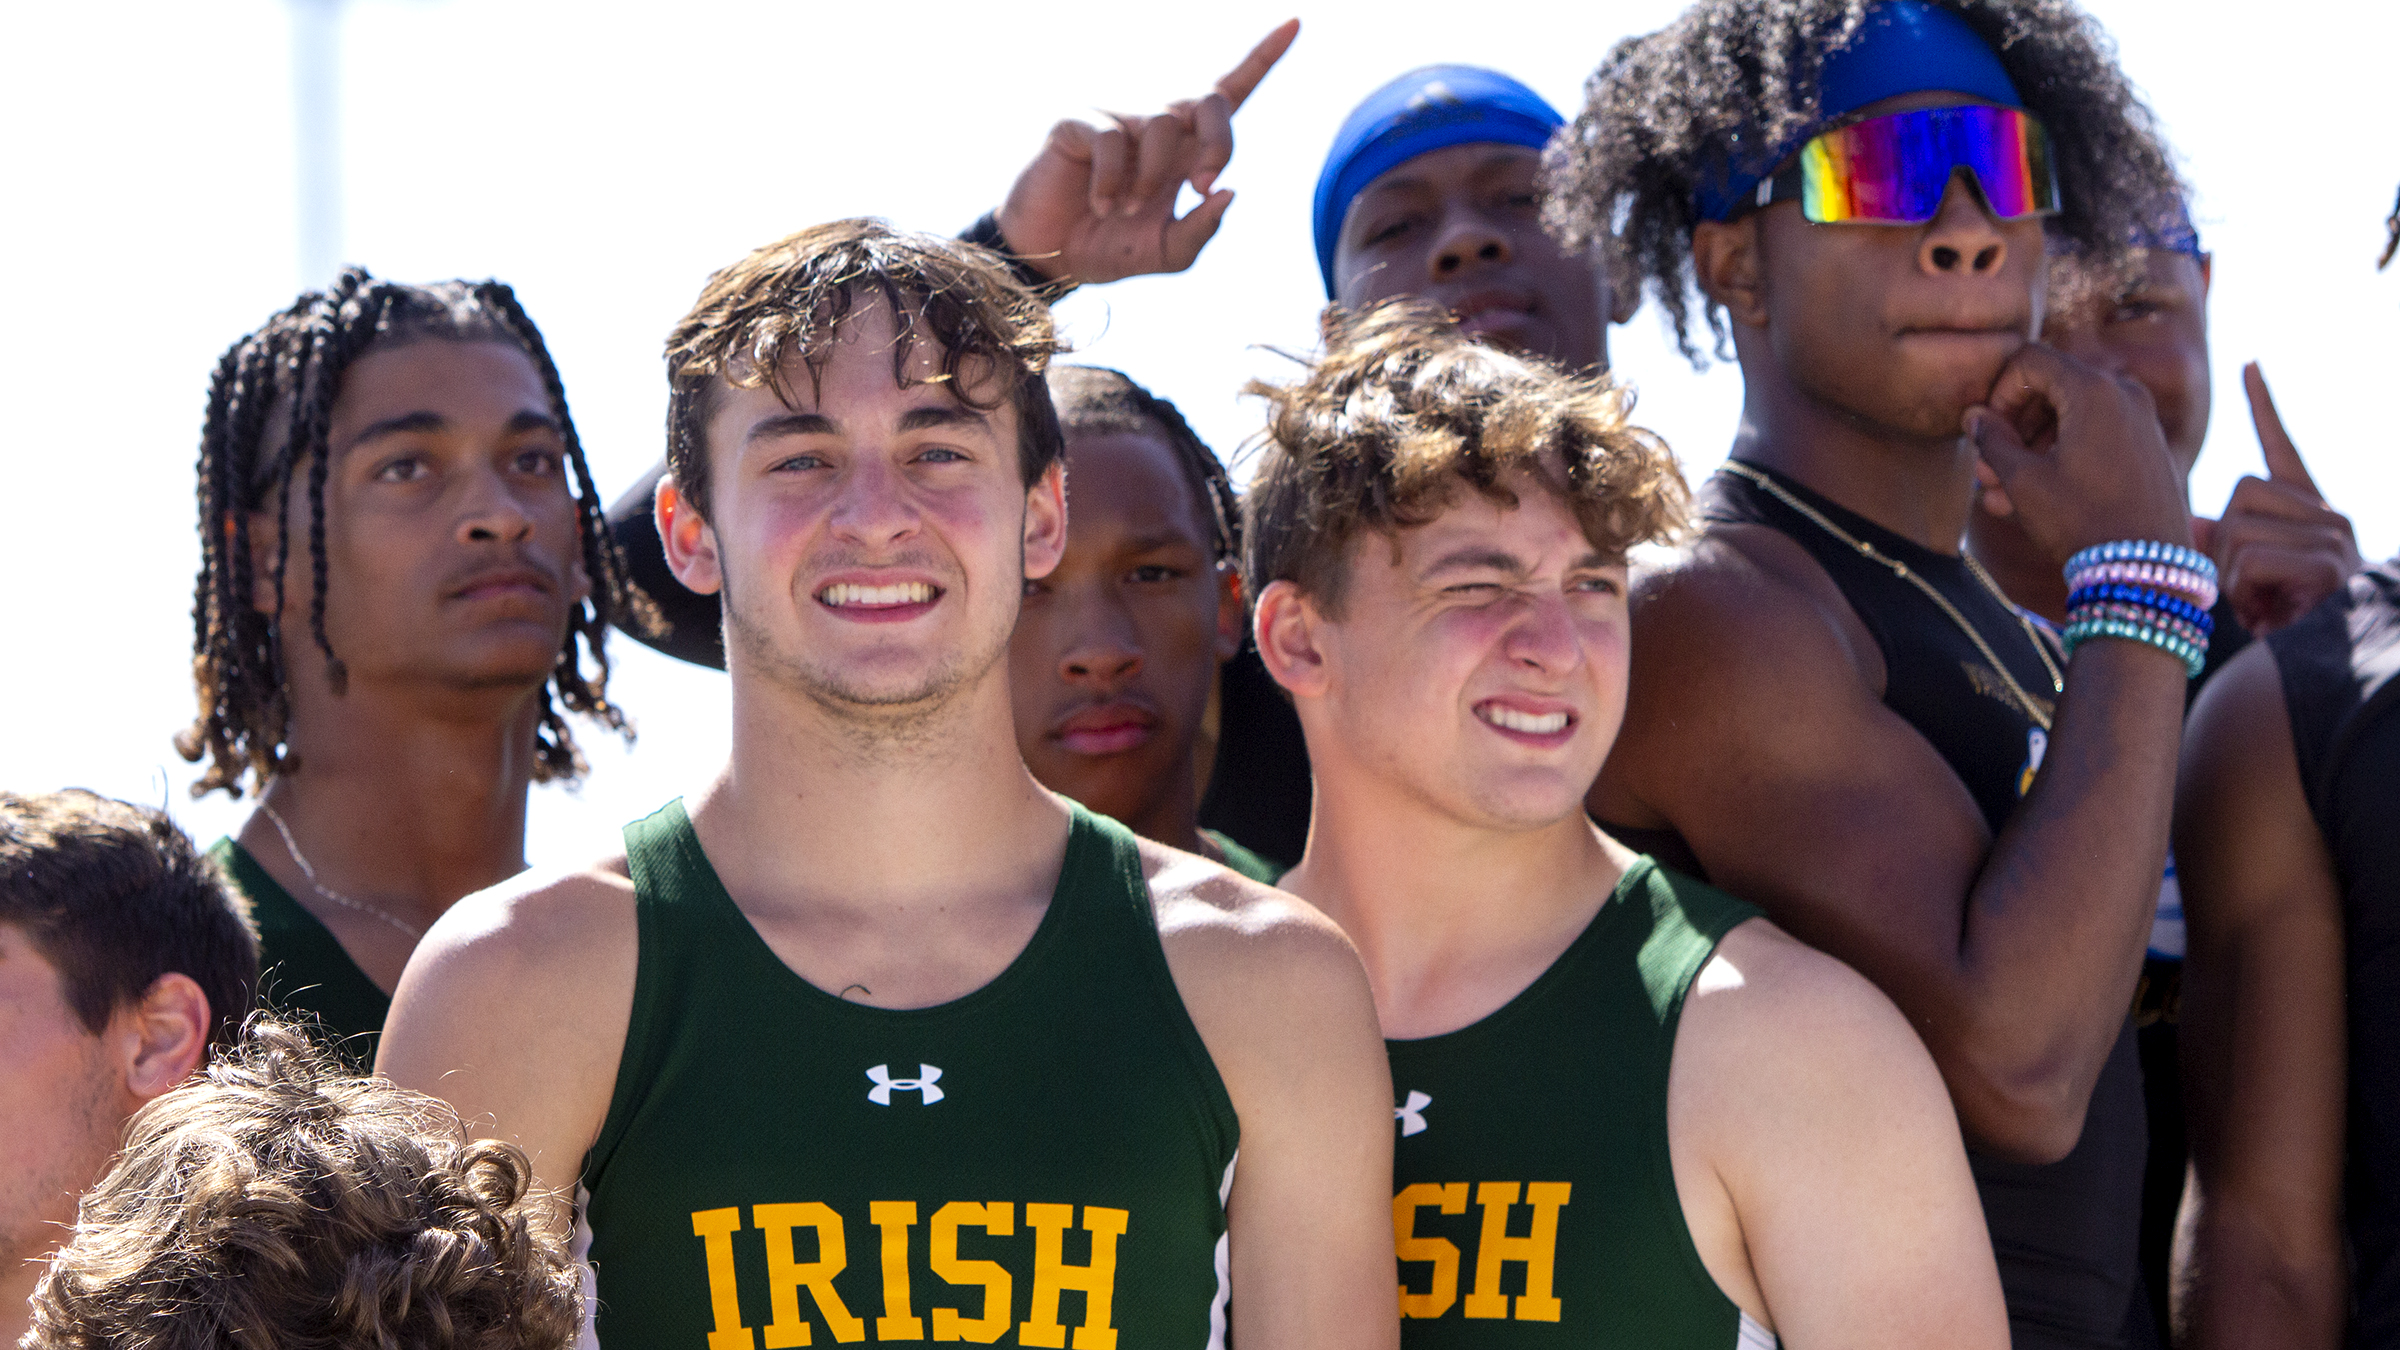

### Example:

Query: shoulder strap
xmin=1628 ymin=860 xmax=1762 ymax=1029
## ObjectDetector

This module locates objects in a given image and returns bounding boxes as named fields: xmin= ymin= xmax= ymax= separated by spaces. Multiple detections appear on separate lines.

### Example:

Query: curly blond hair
xmin=25 ymin=1021 xmax=581 ymax=1350
xmin=1242 ymin=300 xmax=1689 ymax=616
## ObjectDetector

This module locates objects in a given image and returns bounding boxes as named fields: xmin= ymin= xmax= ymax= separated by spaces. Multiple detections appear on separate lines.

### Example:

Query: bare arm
xmin=1671 ymin=921 xmax=2007 ymax=1348
xmin=2173 ymin=645 xmax=2347 ymax=1348
xmin=376 ymin=866 xmax=638 ymax=1240
xmin=1144 ymin=843 xmax=1399 ymax=1350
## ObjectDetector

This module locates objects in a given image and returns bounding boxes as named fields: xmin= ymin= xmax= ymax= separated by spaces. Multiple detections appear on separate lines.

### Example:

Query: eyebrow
xmin=897 ymin=405 xmax=987 ymax=434
xmin=745 ymin=405 xmax=989 ymax=443
xmin=1421 ymin=546 xmax=1530 ymax=580
xmin=346 ymin=408 xmax=558 ymax=448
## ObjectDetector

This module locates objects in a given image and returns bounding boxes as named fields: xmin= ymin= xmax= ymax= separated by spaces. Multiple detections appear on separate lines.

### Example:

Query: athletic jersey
xmin=205 ymin=837 xmax=389 ymax=1067
xmin=1386 ymin=858 xmax=1774 ymax=1350
xmin=2267 ymin=561 xmax=2400 ymax=1346
xmin=581 ymin=800 xmax=1240 ymax=1350
xmin=1201 ymin=828 xmax=1283 ymax=884
xmin=1642 ymin=464 xmax=2149 ymax=1350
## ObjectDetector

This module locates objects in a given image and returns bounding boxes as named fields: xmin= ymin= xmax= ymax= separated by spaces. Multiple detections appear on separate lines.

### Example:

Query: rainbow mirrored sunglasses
xmin=1751 ymin=104 xmax=2060 ymax=224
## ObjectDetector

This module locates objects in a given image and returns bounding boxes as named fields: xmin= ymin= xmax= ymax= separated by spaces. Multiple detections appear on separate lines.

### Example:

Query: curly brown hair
xmin=664 ymin=218 xmax=1065 ymax=520
xmin=1242 ymin=300 xmax=1688 ymax=617
xmin=1542 ymin=0 xmax=2185 ymax=362
xmin=24 ymin=1019 xmax=581 ymax=1350
xmin=176 ymin=268 xmax=650 ymax=798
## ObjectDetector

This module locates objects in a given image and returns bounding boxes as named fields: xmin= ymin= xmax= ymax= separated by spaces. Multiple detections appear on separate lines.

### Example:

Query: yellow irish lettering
xmin=1461 ymin=1182 xmax=1570 ymax=1322
xmin=1391 ymin=1182 xmax=1470 ymax=1318
xmin=1019 ymin=1203 xmax=1128 ymax=1350
xmin=754 ymin=1202 xmax=866 ymax=1346
xmin=693 ymin=1207 xmax=758 ymax=1350
xmin=869 ymin=1201 xmax=925 ymax=1342
xmin=928 ymin=1202 xmax=1014 ymax=1344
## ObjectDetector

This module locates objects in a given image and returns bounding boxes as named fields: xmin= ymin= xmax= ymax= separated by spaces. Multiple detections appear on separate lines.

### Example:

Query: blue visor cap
xmin=1313 ymin=65 xmax=1565 ymax=297
xmin=1697 ymin=0 xmax=2023 ymax=220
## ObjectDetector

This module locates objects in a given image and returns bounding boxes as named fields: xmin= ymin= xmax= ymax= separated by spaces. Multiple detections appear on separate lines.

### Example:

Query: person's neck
xmin=240 ymin=675 xmax=542 ymax=931
xmin=1730 ymin=361 xmax=1980 ymax=556
xmin=1967 ymin=506 xmax=2067 ymax=622
xmin=695 ymin=662 xmax=1069 ymax=919
xmin=1118 ymin=755 xmax=1208 ymax=858
xmin=1281 ymin=755 xmax=1631 ymax=1040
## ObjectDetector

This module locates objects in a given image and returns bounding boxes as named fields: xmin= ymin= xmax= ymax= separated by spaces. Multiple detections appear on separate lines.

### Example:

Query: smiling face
xmin=1009 ymin=427 xmax=1241 ymax=830
xmin=1299 ymin=466 xmax=1629 ymax=831
xmin=1731 ymin=93 xmax=2048 ymax=440
xmin=1333 ymin=143 xmax=1610 ymax=371
xmin=253 ymin=339 xmax=587 ymax=695
xmin=669 ymin=298 xmax=1065 ymax=725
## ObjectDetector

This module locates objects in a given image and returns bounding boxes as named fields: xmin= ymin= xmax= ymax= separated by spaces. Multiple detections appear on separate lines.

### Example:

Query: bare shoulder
xmin=1633 ymin=525 xmax=1881 ymax=688
xmin=1139 ymin=836 xmax=1361 ymax=977
xmin=1676 ymin=917 xmax=1940 ymax=1096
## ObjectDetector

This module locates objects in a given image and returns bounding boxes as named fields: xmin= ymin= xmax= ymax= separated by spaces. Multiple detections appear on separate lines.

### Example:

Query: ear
xmin=1212 ymin=565 xmax=1246 ymax=666
xmin=114 ymin=972 xmax=211 ymax=1105
xmin=1022 ymin=461 xmax=1068 ymax=582
xmin=1590 ymin=249 xmax=1639 ymax=326
xmin=2197 ymin=252 xmax=2214 ymax=298
xmin=1691 ymin=216 xmax=1769 ymax=329
xmin=1253 ymin=579 xmax=1331 ymax=701
xmin=656 ymin=475 xmax=724 ymax=596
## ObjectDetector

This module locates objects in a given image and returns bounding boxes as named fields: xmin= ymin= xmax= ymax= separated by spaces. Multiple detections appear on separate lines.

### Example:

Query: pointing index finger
xmin=2243 ymin=360 xmax=2324 ymax=499
xmin=1214 ymin=18 xmax=1300 ymax=112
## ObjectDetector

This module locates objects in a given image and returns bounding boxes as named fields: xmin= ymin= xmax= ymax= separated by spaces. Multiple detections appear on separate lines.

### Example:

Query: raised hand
xmin=1966 ymin=343 xmax=2193 ymax=565
xmin=2189 ymin=361 xmax=2362 ymax=633
xmin=994 ymin=20 xmax=1298 ymax=286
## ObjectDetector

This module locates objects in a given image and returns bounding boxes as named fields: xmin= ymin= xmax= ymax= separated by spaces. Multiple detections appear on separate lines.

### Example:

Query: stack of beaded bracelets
xmin=2060 ymin=541 xmax=2217 ymax=679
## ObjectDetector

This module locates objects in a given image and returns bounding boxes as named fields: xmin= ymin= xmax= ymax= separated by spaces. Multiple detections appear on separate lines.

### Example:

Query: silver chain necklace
xmin=256 ymin=801 xmax=426 ymax=942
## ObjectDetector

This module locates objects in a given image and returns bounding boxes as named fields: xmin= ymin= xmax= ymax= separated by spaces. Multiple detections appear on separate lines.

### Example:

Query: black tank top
xmin=2266 ymin=561 xmax=2400 ymax=1346
xmin=1653 ymin=463 xmax=2150 ymax=1350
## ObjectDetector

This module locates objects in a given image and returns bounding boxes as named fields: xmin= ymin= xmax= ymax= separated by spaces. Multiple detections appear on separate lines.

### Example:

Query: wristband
xmin=2063 ymin=582 xmax=2214 ymax=634
xmin=2070 ymin=601 xmax=2211 ymax=650
xmin=2064 ymin=539 xmax=2215 ymax=584
xmin=2061 ymin=615 xmax=2207 ymax=679
xmin=958 ymin=211 xmax=1079 ymax=303
xmin=2062 ymin=560 xmax=2219 ymax=611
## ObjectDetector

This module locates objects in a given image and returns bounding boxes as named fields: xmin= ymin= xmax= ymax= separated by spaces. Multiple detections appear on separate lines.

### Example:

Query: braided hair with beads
xmin=176 ymin=267 xmax=656 ymax=798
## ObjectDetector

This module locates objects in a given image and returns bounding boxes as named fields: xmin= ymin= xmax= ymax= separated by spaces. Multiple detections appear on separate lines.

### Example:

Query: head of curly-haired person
xmin=1244 ymin=299 xmax=1685 ymax=831
xmin=1544 ymin=0 xmax=2184 ymax=365
xmin=177 ymin=268 xmax=648 ymax=799
xmin=1 ymin=790 xmax=260 ymax=1348
xmin=23 ymin=1020 xmax=581 ymax=1350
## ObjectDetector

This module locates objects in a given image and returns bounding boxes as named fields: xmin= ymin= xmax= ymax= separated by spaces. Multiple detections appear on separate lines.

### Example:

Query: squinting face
xmin=258 ymin=340 xmax=588 ymax=693
xmin=0 ymin=924 xmax=125 ymax=1266
xmin=2043 ymin=249 xmax=2212 ymax=479
xmin=1746 ymin=93 xmax=2047 ymax=440
xmin=1312 ymin=469 xmax=1629 ymax=829
xmin=685 ymin=300 xmax=1064 ymax=721
xmin=1010 ymin=429 xmax=1240 ymax=824
xmin=1334 ymin=143 xmax=1610 ymax=372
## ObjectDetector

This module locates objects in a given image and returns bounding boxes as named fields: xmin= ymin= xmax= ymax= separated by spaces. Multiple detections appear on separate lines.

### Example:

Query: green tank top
xmin=584 ymin=800 xmax=1241 ymax=1350
xmin=206 ymin=837 xmax=389 ymax=1067
xmin=1200 ymin=828 xmax=1283 ymax=884
xmin=1386 ymin=858 xmax=1775 ymax=1349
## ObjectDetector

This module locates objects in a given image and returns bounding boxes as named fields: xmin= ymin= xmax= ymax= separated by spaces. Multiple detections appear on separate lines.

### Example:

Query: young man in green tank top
xmin=174 ymin=272 xmax=642 ymax=1065
xmin=380 ymin=221 xmax=1398 ymax=1350
xmin=1249 ymin=302 xmax=2008 ymax=1347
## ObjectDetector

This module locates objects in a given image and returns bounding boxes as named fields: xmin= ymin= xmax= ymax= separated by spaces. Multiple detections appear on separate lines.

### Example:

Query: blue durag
xmin=1694 ymin=0 xmax=2023 ymax=220
xmin=1311 ymin=66 xmax=1564 ymax=297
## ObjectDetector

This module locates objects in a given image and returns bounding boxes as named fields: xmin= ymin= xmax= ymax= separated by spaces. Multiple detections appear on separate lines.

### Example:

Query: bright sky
xmin=5 ymin=0 xmax=2395 ymax=866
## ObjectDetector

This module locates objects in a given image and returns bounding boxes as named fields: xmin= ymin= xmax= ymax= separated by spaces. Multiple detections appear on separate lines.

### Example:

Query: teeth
xmin=1480 ymin=705 xmax=1569 ymax=735
xmin=820 ymin=582 xmax=935 ymax=608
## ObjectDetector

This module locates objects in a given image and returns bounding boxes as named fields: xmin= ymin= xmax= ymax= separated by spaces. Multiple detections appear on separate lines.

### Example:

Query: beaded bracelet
xmin=2065 ymin=539 xmax=2217 ymax=582
xmin=2063 ymin=561 xmax=2219 ymax=611
xmin=2063 ymin=582 xmax=2215 ymax=634
xmin=2070 ymin=601 xmax=2211 ymax=650
xmin=2062 ymin=615 xmax=2207 ymax=678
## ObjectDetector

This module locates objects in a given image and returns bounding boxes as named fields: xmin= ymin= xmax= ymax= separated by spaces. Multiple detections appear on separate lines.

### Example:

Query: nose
xmin=459 ymin=467 xmax=535 ymax=545
xmin=1431 ymin=206 xmax=1513 ymax=282
xmin=1917 ymin=172 xmax=2010 ymax=278
xmin=828 ymin=455 xmax=921 ymax=551
xmin=1059 ymin=593 xmax=1143 ymax=689
xmin=1502 ymin=593 xmax=1583 ymax=674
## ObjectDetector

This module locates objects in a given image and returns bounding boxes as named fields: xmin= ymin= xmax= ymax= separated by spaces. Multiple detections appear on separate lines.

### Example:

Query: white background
xmin=4 ymin=0 xmax=2394 ymax=865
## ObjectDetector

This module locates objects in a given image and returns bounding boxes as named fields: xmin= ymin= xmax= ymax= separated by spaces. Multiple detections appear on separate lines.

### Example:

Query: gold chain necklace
xmin=257 ymin=801 xmax=427 ymax=941
xmin=1719 ymin=460 xmax=2065 ymax=733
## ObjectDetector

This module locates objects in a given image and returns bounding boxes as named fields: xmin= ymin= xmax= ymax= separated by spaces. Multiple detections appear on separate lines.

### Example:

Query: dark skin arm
xmin=2172 ymin=643 xmax=2347 ymax=1348
xmin=1595 ymin=348 xmax=2193 ymax=1163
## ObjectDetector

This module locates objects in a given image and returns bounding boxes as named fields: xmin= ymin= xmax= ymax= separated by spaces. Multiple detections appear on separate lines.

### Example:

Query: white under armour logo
xmin=866 ymin=1064 xmax=945 ymax=1105
xmin=1396 ymin=1090 xmax=1431 ymax=1137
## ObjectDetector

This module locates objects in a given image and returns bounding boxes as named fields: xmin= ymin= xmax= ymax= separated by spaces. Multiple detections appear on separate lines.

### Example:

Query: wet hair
xmin=177 ymin=267 xmax=646 ymax=799
xmin=1045 ymin=366 xmax=1240 ymax=562
xmin=24 ymin=1019 xmax=581 ymax=1350
xmin=0 ymin=789 xmax=259 ymax=1050
xmin=1243 ymin=299 xmax=1688 ymax=617
xmin=1544 ymin=0 xmax=2186 ymax=362
xmin=664 ymin=218 xmax=1065 ymax=520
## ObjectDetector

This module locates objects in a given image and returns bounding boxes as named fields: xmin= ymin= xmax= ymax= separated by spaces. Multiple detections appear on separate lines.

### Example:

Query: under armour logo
xmin=866 ymin=1064 xmax=945 ymax=1105
xmin=1396 ymin=1090 xmax=1431 ymax=1137
xmin=1405 ymin=80 xmax=1459 ymax=112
